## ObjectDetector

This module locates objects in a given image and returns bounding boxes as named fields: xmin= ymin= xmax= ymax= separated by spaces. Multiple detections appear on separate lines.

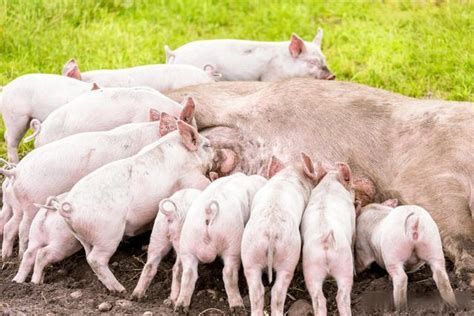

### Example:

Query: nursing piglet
xmin=355 ymin=200 xmax=457 ymax=310
xmin=241 ymin=153 xmax=318 ymax=316
xmin=62 ymin=59 xmax=220 ymax=91
xmin=1 ymin=74 xmax=95 ymax=162
xmin=301 ymin=162 xmax=356 ymax=316
xmin=12 ymin=193 xmax=82 ymax=284
xmin=174 ymin=173 xmax=267 ymax=313
xmin=131 ymin=188 xmax=202 ymax=300
xmin=0 ymin=175 xmax=14 ymax=237
xmin=31 ymin=87 xmax=194 ymax=147
xmin=0 ymin=112 xmax=180 ymax=261
xmin=166 ymin=29 xmax=334 ymax=81
xmin=58 ymin=121 xmax=216 ymax=293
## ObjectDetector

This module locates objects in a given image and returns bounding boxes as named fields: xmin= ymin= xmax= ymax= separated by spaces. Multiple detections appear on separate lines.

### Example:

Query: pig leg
xmin=18 ymin=214 xmax=35 ymax=258
xmin=164 ymin=256 xmax=183 ymax=306
xmin=175 ymin=254 xmax=199 ymax=313
xmin=1 ymin=211 xmax=21 ymax=261
xmin=222 ymin=254 xmax=244 ymax=312
xmin=244 ymin=267 xmax=265 ymax=316
xmin=270 ymin=270 xmax=294 ymax=316
xmin=131 ymin=241 xmax=172 ymax=300
xmin=12 ymin=245 xmax=39 ymax=283
xmin=303 ymin=260 xmax=327 ymax=316
xmin=3 ymin=115 xmax=30 ymax=163
xmin=86 ymin=245 xmax=126 ymax=293
xmin=0 ymin=203 xmax=13 ymax=237
xmin=333 ymin=268 xmax=353 ymax=316
xmin=386 ymin=263 xmax=408 ymax=310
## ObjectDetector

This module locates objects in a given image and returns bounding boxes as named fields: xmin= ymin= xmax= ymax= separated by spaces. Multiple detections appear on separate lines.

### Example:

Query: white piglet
xmin=174 ymin=173 xmax=267 ymax=314
xmin=301 ymin=162 xmax=356 ymax=316
xmin=0 ymin=175 xmax=14 ymax=237
xmin=30 ymin=87 xmax=195 ymax=147
xmin=0 ymin=112 xmax=179 ymax=261
xmin=57 ymin=121 xmax=216 ymax=293
xmin=166 ymin=28 xmax=334 ymax=81
xmin=0 ymin=74 xmax=95 ymax=162
xmin=241 ymin=153 xmax=319 ymax=316
xmin=355 ymin=199 xmax=457 ymax=310
xmin=62 ymin=59 xmax=220 ymax=91
xmin=132 ymin=188 xmax=202 ymax=300
xmin=13 ymin=193 xmax=82 ymax=284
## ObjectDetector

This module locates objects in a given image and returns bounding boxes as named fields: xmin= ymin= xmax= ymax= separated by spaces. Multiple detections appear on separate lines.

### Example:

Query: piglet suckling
xmin=355 ymin=200 xmax=457 ymax=310
xmin=174 ymin=173 xmax=267 ymax=314
xmin=12 ymin=193 xmax=82 ymax=284
xmin=241 ymin=153 xmax=319 ymax=316
xmin=58 ymin=121 xmax=216 ymax=293
xmin=301 ymin=162 xmax=356 ymax=316
xmin=131 ymin=188 xmax=202 ymax=300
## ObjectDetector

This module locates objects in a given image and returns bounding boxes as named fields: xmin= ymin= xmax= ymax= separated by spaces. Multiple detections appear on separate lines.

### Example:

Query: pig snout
xmin=320 ymin=66 xmax=335 ymax=80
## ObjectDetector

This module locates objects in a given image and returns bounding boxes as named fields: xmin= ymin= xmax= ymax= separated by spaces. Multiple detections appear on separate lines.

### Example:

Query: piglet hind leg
xmin=12 ymin=246 xmax=39 ymax=283
xmin=243 ymin=267 xmax=265 ymax=316
xmin=86 ymin=245 xmax=126 ymax=293
xmin=131 ymin=243 xmax=172 ymax=300
xmin=174 ymin=254 xmax=199 ymax=314
xmin=30 ymin=245 xmax=68 ymax=284
xmin=333 ymin=270 xmax=353 ymax=316
xmin=3 ymin=115 xmax=30 ymax=163
xmin=2 ymin=212 xmax=22 ymax=262
xmin=304 ymin=267 xmax=327 ymax=316
xmin=163 ymin=256 xmax=183 ymax=307
xmin=18 ymin=214 xmax=35 ymax=259
xmin=222 ymin=254 xmax=245 ymax=314
xmin=386 ymin=263 xmax=408 ymax=311
xmin=270 ymin=270 xmax=295 ymax=316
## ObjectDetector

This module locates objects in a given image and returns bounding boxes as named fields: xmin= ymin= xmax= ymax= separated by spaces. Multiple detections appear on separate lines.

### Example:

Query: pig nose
xmin=326 ymin=73 xmax=336 ymax=80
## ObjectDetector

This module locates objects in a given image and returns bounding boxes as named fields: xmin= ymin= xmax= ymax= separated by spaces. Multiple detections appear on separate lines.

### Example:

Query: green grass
xmin=0 ymin=0 xmax=473 ymax=158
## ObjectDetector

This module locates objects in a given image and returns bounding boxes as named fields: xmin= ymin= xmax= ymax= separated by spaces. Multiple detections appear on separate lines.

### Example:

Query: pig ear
xmin=159 ymin=112 xmax=177 ymax=137
xmin=382 ymin=198 xmax=398 ymax=208
xmin=336 ymin=162 xmax=352 ymax=188
xmin=62 ymin=58 xmax=82 ymax=80
xmin=313 ymin=28 xmax=323 ymax=48
xmin=91 ymin=82 xmax=100 ymax=90
xmin=289 ymin=33 xmax=305 ymax=58
xmin=177 ymin=120 xmax=199 ymax=151
xmin=203 ymin=64 xmax=222 ymax=80
xmin=300 ymin=152 xmax=317 ymax=182
xmin=180 ymin=97 xmax=196 ymax=125
xmin=266 ymin=155 xmax=285 ymax=179
xmin=218 ymin=148 xmax=238 ymax=175
xmin=160 ymin=199 xmax=177 ymax=220
xmin=149 ymin=109 xmax=160 ymax=122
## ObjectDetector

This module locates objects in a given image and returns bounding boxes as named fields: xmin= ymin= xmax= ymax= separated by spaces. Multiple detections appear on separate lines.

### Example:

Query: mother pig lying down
xmin=166 ymin=78 xmax=474 ymax=286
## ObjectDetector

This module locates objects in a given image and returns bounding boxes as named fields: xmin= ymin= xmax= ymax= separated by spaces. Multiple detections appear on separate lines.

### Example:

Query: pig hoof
xmin=163 ymin=298 xmax=175 ymax=307
xmin=130 ymin=293 xmax=144 ymax=302
xmin=174 ymin=305 xmax=189 ymax=315
xmin=230 ymin=305 xmax=246 ymax=315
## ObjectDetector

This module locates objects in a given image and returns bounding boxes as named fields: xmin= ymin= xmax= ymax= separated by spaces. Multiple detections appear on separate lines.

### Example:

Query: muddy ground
xmin=0 ymin=232 xmax=472 ymax=316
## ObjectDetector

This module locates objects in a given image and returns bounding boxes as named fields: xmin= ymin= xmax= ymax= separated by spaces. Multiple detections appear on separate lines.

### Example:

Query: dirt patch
xmin=0 ymin=233 xmax=472 ymax=315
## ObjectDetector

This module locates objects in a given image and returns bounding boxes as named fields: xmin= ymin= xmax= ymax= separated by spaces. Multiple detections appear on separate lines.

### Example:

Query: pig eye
xmin=203 ymin=142 xmax=211 ymax=149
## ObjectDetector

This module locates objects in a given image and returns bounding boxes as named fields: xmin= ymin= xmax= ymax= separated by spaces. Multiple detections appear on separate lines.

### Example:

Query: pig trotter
xmin=230 ymin=305 xmax=246 ymax=315
xmin=174 ymin=305 xmax=189 ymax=315
xmin=163 ymin=297 xmax=175 ymax=307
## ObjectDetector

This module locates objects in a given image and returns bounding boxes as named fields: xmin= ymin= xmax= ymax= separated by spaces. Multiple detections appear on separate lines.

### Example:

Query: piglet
xmin=30 ymin=87 xmax=195 ymax=147
xmin=57 ymin=121 xmax=216 ymax=293
xmin=0 ymin=112 xmax=179 ymax=261
xmin=62 ymin=59 xmax=219 ymax=91
xmin=355 ymin=200 xmax=457 ymax=310
xmin=0 ymin=173 xmax=14 ymax=237
xmin=174 ymin=173 xmax=267 ymax=314
xmin=241 ymin=153 xmax=318 ymax=316
xmin=165 ymin=28 xmax=334 ymax=81
xmin=301 ymin=162 xmax=356 ymax=316
xmin=131 ymin=188 xmax=202 ymax=300
xmin=1 ymin=74 xmax=95 ymax=162
xmin=12 ymin=193 xmax=82 ymax=284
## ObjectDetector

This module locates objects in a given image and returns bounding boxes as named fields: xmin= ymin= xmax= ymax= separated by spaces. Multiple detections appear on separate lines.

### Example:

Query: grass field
xmin=0 ymin=0 xmax=473 ymax=157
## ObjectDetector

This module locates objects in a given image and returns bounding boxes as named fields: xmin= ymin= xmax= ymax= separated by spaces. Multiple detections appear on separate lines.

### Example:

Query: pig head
xmin=166 ymin=78 xmax=474 ymax=287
